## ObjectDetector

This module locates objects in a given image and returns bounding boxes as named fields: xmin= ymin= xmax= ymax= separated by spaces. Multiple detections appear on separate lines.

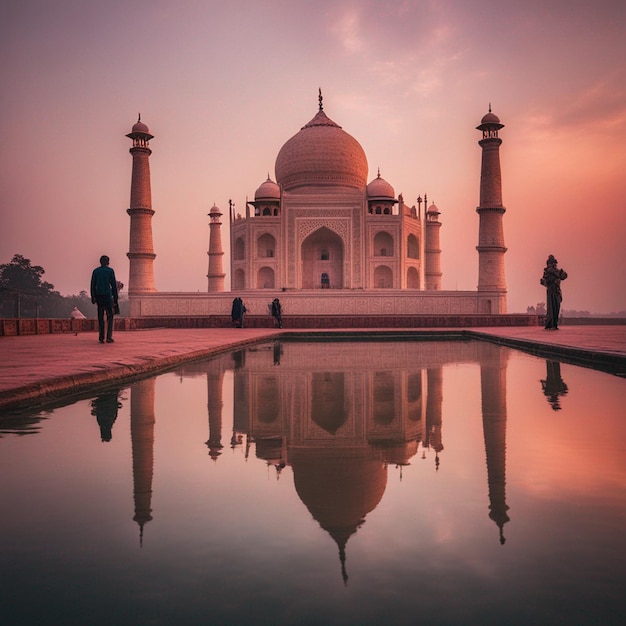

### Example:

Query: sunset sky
xmin=1 ymin=0 xmax=625 ymax=313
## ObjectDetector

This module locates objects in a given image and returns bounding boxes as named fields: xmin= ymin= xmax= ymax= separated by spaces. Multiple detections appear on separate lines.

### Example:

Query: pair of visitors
xmin=231 ymin=297 xmax=247 ymax=328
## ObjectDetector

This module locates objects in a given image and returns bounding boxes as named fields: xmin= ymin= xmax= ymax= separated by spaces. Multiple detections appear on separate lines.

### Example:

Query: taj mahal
xmin=124 ymin=92 xmax=508 ymax=320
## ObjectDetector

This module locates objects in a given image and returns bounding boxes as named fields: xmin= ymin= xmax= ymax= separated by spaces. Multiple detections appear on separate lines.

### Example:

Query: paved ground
xmin=1 ymin=325 xmax=625 ymax=411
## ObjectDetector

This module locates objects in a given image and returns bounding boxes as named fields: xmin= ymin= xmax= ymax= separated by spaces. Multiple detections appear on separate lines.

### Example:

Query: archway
xmin=407 ymin=234 xmax=419 ymax=259
xmin=233 ymin=237 xmax=245 ymax=261
xmin=257 ymin=233 xmax=276 ymax=259
xmin=373 ymin=265 xmax=393 ymax=288
xmin=301 ymin=227 xmax=344 ymax=289
xmin=233 ymin=269 xmax=245 ymax=290
xmin=257 ymin=267 xmax=275 ymax=289
xmin=407 ymin=267 xmax=419 ymax=289
xmin=311 ymin=372 xmax=347 ymax=434
xmin=373 ymin=371 xmax=395 ymax=425
xmin=256 ymin=376 xmax=279 ymax=423
xmin=374 ymin=231 xmax=394 ymax=257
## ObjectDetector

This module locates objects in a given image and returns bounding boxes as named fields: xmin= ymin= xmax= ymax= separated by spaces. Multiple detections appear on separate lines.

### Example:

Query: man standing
xmin=91 ymin=255 xmax=118 ymax=343
xmin=540 ymin=255 xmax=567 ymax=330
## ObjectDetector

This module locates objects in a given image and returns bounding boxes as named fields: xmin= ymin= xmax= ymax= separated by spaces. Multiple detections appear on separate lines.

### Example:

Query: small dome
xmin=480 ymin=111 xmax=500 ymax=125
xmin=132 ymin=120 xmax=150 ymax=134
xmin=209 ymin=203 xmax=222 ymax=216
xmin=427 ymin=203 xmax=440 ymax=215
xmin=255 ymin=176 xmax=280 ymax=200
xmin=367 ymin=171 xmax=395 ymax=199
xmin=477 ymin=106 xmax=504 ymax=131
xmin=127 ymin=114 xmax=154 ymax=140
xmin=275 ymin=108 xmax=368 ymax=192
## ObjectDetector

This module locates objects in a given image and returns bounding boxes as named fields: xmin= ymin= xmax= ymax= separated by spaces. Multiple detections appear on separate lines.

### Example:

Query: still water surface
xmin=1 ymin=340 xmax=625 ymax=625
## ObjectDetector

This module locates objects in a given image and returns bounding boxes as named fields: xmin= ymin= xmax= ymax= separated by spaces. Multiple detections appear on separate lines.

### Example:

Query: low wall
xmin=128 ymin=289 xmax=508 ymax=317
xmin=0 ymin=314 xmax=539 ymax=336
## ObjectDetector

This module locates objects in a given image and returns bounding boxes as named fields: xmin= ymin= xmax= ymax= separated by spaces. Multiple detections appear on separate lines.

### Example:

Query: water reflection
xmin=90 ymin=388 xmax=123 ymax=442
xmin=153 ymin=340 xmax=512 ymax=583
xmin=540 ymin=360 xmax=569 ymax=411
xmin=3 ymin=340 xmax=625 ymax=625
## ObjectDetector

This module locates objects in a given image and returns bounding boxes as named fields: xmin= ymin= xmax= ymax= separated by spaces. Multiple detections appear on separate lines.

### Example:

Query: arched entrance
xmin=407 ymin=267 xmax=420 ymax=289
xmin=373 ymin=265 xmax=393 ymax=288
xmin=257 ymin=266 xmax=275 ymax=289
xmin=301 ymin=227 xmax=344 ymax=289
xmin=233 ymin=269 xmax=245 ymax=290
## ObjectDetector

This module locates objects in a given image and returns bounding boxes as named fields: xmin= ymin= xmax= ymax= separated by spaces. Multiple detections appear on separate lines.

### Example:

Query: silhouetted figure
xmin=91 ymin=390 xmax=122 ymax=442
xmin=271 ymin=298 xmax=283 ymax=328
xmin=91 ymin=255 xmax=119 ymax=343
xmin=273 ymin=341 xmax=282 ymax=365
xmin=540 ymin=255 xmax=567 ymax=329
xmin=541 ymin=360 xmax=569 ymax=411
xmin=231 ymin=297 xmax=246 ymax=328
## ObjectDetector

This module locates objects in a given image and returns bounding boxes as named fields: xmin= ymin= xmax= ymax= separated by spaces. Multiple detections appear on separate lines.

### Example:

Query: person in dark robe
xmin=271 ymin=298 xmax=283 ymax=328
xmin=540 ymin=255 xmax=567 ymax=329
xmin=231 ymin=297 xmax=246 ymax=328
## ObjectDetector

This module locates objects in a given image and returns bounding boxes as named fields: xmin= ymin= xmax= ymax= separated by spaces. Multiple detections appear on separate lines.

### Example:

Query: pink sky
xmin=1 ymin=0 xmax=625 ymax=313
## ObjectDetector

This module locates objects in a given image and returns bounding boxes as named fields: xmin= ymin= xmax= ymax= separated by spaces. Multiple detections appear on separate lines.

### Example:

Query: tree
xmin=0 ymin=254 xmax=58 ymax=317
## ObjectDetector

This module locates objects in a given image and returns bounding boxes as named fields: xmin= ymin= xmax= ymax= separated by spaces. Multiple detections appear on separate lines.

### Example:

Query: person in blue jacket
xmin=91 ymin=255 xmax=118 ymax=343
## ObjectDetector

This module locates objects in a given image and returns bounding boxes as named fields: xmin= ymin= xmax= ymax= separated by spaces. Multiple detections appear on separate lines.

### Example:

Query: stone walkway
xmin=1 ymin=325 xmax=625 ymax=411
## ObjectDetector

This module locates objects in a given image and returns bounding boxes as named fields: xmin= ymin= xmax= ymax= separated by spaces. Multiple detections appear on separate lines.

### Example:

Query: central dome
xmin=275 ymin=108 xmax=368 ymax=192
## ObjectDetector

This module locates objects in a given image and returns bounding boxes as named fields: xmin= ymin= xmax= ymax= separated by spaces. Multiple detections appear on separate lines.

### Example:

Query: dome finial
xmin=377 ymin=167 xmax=381 ymax=179
xmin=138 ymin=112 xmax=141 ymax=122
xmin=488 ymin=102 xmax=492 ymax=113
xmin=318 ymin=87 xmax=323 ymax=111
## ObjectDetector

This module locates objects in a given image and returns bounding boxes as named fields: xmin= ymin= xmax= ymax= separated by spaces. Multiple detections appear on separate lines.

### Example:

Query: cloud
xmin=329 ymin=6 xmax=365 ymax=54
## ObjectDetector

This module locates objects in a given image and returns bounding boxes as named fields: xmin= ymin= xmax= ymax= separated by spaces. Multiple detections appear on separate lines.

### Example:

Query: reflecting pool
xmin=1 ymin=340 xmax=625 ymax=625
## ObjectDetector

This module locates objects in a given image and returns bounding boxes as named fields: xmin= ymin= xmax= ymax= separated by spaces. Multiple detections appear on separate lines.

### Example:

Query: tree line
xmin=0 ymin=254 xmax=128 ymax=318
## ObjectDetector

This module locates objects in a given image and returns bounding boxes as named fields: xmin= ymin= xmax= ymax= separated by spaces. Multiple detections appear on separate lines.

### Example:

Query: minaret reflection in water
xmin=130 ymin=378 xmax=155 ymax=546
xmin=479 ymin=342 xmax=510 ymax=545
xmin=205 ymin=360 xmax=225 ymax=461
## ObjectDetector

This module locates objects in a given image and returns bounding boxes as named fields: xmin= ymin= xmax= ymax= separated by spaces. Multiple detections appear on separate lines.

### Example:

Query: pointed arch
xmin=301 ymin=226 xmax=344 ymax=289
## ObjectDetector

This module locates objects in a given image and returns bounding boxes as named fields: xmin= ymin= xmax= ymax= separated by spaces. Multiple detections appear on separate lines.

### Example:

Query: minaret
xmin=424 ymin=203 xmax=442 ymax=290
xmin=476 ymin=106 xmax=507 ymax=302
xmin=126 ymin=114 xmax=156 ymax=294
xmin=207 ymin=204 xmax=225 ymax=292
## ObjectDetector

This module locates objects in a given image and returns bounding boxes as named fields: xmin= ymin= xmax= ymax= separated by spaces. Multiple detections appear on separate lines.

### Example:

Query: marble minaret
xmin=207 ymin=204 xmax=225 ymax=292
xmin=424 ymin=203 xmax=442 ymax=290
xmin=476 ymin=106 xmax=507 ymax=305
xmin=126 ymin=115 xmax=156 ymax=294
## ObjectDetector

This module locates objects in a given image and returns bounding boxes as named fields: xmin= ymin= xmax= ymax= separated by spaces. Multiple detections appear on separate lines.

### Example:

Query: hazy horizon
xmin=1 ymin=0 xmax=625 ymax=313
